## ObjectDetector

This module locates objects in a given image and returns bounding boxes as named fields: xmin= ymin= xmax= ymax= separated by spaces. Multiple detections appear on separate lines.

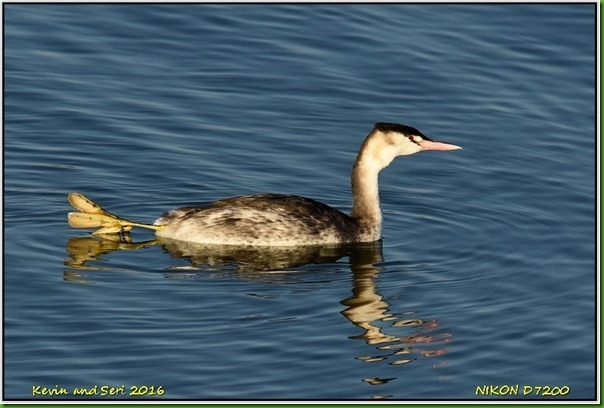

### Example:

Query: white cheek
xmin=397 ymin=141 xmax=422 ymax=156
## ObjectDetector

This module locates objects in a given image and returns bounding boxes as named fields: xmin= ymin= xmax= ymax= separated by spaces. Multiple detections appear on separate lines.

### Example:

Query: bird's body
xmin=155 ymin=194 xmax=359 ymax=246
xmin=68 ymin=123 xmax=461 ymax=246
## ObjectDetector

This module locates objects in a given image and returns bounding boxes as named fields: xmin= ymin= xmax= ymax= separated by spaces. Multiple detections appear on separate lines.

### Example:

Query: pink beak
xmin=418 ymin=139 xmax=462 ymax=151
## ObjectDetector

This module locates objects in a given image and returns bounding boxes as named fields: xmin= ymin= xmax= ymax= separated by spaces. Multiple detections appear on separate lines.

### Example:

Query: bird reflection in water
xmin=341 ymin=242 xmax=452 ymax=399
xmin=65 ymin=234 xmax=451 ymax=398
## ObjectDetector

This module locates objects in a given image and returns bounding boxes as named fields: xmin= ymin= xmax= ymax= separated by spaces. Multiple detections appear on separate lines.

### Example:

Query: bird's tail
xmin=67 ymin=192 xmax=161 ymax=235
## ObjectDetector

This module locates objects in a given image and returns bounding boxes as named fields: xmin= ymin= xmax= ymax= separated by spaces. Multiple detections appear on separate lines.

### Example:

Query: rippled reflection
xmin=342 ymin=245 xmax=452 ymax=398
xmin=64 ymin=234 xmax=451 ymax=396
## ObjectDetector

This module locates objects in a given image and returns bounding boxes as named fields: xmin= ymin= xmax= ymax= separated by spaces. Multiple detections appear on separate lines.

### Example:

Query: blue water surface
xmin=4 ymin=4 xmax=597 ymax=401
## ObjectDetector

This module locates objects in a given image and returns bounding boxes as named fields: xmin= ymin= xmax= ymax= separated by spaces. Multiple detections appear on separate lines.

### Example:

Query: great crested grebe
xmin=68 ymin=123 xmax=461 ymax=246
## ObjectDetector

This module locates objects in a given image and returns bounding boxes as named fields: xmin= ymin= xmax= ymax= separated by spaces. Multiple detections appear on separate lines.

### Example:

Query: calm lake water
xmin=4 ymin=3 xmax=597 ymax=401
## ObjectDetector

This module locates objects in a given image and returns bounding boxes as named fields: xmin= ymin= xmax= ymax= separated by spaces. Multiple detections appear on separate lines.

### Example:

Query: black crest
xmin=374 ymin=122 xmax=432 ymax=141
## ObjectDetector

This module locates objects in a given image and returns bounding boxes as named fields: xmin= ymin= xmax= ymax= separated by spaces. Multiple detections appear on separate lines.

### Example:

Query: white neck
xmin=350 ymin=155 xmax=382 ymax=237
xmin=349 ymin=128 xmax=421 ymax=240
